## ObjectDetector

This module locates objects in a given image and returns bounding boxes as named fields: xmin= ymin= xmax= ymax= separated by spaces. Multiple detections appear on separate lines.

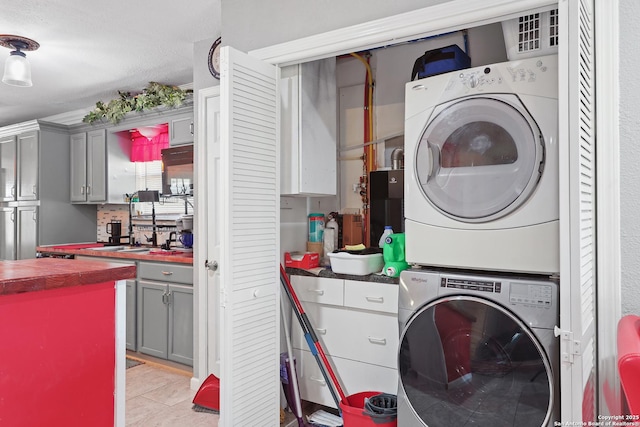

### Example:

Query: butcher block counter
xmin=37 ymin=242 xmax=193 ymax=265
xmin=0 ymin=257 xmax=136 ymax=295
xmin=0 ymin=258 xmax=134 ymax=426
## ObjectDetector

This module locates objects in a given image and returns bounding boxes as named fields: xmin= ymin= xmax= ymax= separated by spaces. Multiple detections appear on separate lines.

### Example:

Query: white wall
xmin=336 ymin=25 xmax=506 ymax=213
xmin=619 ymin=0 xmax=640 ymax=316
xmin=221 ymin=0 xmax=450 ymax=52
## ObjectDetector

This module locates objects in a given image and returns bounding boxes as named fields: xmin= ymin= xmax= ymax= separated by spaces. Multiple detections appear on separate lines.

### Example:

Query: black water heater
xmin=369 ymin=170 xmax=404 ymax=246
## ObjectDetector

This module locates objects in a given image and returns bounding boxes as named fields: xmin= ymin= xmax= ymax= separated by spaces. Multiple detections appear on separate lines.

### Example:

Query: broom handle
xmin=280 ymin=272 xmax=342 ymax=409
xmin=280 ymin=265 xmax=348 ymax=404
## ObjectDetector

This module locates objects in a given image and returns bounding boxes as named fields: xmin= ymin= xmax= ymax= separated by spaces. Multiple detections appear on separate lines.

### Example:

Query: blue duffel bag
xmin=411 ymin=44 xmax=471 ymax=81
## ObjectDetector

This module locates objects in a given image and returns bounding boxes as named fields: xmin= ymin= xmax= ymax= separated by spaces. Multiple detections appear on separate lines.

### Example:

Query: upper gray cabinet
xmin=16 ymin=131 xmax=39 ymax=201
xmin=0 ymin=135 xmax=16 ymax=201
xmin=70 ymin=129 xmax=107 ymax=203
xmin=0 ymin=131 xmax=39 ymax=202
xmin=280 ymin=58 xmax=337 ymax=196
xmin=169 ymin=113 xmax=194 ymax=146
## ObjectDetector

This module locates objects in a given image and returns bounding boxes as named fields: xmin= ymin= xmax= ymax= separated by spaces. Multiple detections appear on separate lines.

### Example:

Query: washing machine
xmin=404 ymin=55 xmax=558 ymax=274
xmin=397 ymin=268 xmax=559 ymax=427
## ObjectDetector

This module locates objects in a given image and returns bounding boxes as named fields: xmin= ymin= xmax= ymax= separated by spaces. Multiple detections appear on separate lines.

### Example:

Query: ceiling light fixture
xmin=0 ymin=35 xmax=40 ymax=87
xmin=136 ymin=126 xmax=163 ymax=140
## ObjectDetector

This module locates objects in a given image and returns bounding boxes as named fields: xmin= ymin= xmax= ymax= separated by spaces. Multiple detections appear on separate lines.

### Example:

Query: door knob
xmin=205 ymin=260 xmax=218 ymax=271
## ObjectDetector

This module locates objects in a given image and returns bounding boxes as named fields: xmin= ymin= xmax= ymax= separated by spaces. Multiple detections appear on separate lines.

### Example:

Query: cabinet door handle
xmin=10 ymin=211 xmax=15 ymax=222
xmin=368 ymin=336 xmax=387 ymax=345
xmin=80 ymin=186 xmax=85 ymax=195
xmin=308 ymin=289 xmax=324 ymax=295
xmin=167 ymin=291 xmax=172 ymax=305
xmin=32 ymin=185 xmax=37 ymax=195
xmin=162 ymin=271 xmax=174 ymax=276
xmin=309 ymin=376 xmax=326 ymax=385
xmin=162 ymin=291 xmax=169 ymax=304
xmin=86 ymin=185 xmax=91 ymax=194
xmin=315 ymin=328 xmax=327 ymax=335
xmin=366 ymin=296 xmax=384 ymax=303
xmin=190 ymin=122 xmax=194 ymax=135
xmin=10 ymin=186 xmax=15 ymax=197
xmin=32 ymin=211 xmax=37 ymax=221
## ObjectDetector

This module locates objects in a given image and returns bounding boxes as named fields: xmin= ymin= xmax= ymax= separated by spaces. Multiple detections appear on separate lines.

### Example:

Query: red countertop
xmin=36 ymin=243 xmax=194 ymax=265
xmin=0 ymin=258 xmax=136 ymax=296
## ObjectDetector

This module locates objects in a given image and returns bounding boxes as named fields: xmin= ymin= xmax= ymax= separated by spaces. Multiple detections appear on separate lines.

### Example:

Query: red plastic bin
xmin=340 ymin=391 xmax=397 ymax=427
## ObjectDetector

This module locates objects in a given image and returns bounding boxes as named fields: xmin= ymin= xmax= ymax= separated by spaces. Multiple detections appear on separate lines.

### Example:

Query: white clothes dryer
xmin=398 ymin=268 xmax=559 ymax=427
xmin=404 ymin=55 xmax=559 ymax=274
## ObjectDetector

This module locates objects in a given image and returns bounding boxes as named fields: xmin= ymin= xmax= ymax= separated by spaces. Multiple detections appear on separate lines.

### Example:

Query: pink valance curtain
xmin=130 ymin=130 xmax=169 ymax=162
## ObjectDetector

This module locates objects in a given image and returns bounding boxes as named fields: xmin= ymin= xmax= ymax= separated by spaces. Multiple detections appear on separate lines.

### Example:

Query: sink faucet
xmin=162 ymin=231 xmax=178 ymax=250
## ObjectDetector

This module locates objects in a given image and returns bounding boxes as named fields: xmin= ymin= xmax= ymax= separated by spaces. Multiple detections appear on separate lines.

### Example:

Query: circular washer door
xmin=399 ymin=297 xmax=553 ymax=427
xmin=415 ymin=95 xmax=544 ymax=222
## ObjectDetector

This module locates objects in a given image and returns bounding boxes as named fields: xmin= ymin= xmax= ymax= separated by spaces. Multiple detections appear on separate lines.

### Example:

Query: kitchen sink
xmin=118 ymin=247 xmax=151 ymax=253
xmin=90 ymin=246 xmax=127 ymax=251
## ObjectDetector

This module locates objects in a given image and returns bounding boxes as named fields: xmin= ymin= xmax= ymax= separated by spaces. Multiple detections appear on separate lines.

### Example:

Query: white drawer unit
xmin=292 ymin=303 xmax=398 ymax=368
xmin=290 ymin=275 xmax=344 ymax=306
xmin=344 ymin=279 xmax=398 ymax=314
xmin=288 ymin=275 xmax=399 ymax=408
xmin=293 ymin=348 xmax=398 ymax=408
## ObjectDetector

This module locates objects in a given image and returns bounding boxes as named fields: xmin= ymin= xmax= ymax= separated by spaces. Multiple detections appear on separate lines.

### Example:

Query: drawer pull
xmin=315 ymin=328 xmax=327 ymax=335
xmin=310 ymin=376 xmax=326 ymax=385
xmin=308 ymin=289 xmax=325 ymax=295
xmin=162 ymin=271 xmax=174 ymax=276
xmin=368 ymin=336 xmax=387 ymax=345
xmin=366 ymin=296 xmax=384 ymax=303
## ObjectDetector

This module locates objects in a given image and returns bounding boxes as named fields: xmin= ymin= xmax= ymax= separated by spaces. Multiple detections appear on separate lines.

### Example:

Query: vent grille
xmin=518 ymin=13 xmax=541 ymax=53
xmin=502 ymin=9 xmax=559 ymax=60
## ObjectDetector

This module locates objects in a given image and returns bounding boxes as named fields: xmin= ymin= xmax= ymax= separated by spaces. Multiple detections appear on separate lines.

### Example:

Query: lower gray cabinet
xmin=126 ymin=279 xmax=137 ymax=351
xmin=0 ymin=206 xmax=37 ymax=260
xmin=137 ymin=262 xmax=193 ymax=366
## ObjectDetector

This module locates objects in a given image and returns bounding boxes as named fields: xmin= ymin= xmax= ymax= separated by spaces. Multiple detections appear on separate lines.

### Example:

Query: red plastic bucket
xmin=340 ymin=391 xmax=397 ymax=427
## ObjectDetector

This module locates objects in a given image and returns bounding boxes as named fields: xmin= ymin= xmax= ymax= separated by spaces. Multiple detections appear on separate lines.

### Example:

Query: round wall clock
xmin=208 ymin=37 xmax=222 ymax=79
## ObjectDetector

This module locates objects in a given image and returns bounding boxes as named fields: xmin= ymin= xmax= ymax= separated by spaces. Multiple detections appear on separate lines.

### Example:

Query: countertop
xmin=0 ymin=258 xmax=136 ymax=296
xmin=36 ymin=243 xmax=194 ymax=265
xmin=286 ymin=267 xmax=399 ymax=284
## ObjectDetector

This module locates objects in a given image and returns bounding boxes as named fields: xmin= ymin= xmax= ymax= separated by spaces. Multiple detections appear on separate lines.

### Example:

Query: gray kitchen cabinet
xmin=167 ymin=284 xmax=193 ymax=365
xmin=0 ymin=131 xmax=39 ymax=202
xmin=70 ymin=129 xmax=107 ymax=203
xmin=126 ymin=279 xmax=137 ymax=351
xmin=0 ymin=120 xmax=97 ymax=261
xmin=16 ymin=206 xmax=37 ymax=260
xmin=0 ymin=135 xmax=16 ymax=201
xmin=0 ymin=207 xmax=16 ymax=259
xmin=0 ymin=206 xmax=37 ymax=260
xmin=17 ymin=131 xmax=39 ymax=201
xmin=138 ymin=280 xmax=168 ymax=359
xmin=137 ymin=262 xmax=193 ymax=366
xmin=169 ymin=114 xmax=194 ymax=146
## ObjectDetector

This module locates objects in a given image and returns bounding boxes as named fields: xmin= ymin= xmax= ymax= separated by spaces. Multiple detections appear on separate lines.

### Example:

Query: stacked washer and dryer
xmin=398 ymin=55 xmax=560 ymax=426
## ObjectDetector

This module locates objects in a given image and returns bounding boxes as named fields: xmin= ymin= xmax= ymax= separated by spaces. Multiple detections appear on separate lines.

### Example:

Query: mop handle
xmin=279 ymin=292 xmax=304 ymax=422
xmin=280 ymin=273 xmax=342 ymax=409
xmin=280 ymin=265 xmax=348 ymax=404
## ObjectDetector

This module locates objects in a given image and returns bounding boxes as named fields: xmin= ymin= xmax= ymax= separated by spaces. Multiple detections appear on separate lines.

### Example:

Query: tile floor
xmin=126 ymin=360 xmax=218 ymax=426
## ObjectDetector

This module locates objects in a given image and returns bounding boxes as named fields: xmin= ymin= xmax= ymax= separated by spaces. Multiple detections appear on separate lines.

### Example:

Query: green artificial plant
xmin=83 ymin=82 xmax=192 ymax=125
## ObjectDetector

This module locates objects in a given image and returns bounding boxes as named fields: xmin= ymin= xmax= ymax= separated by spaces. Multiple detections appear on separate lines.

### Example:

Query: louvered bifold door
xmin=558 ymin=0 xmax=597 ymax=422
xmin=218 ymin=46 xmax=280 ymax=427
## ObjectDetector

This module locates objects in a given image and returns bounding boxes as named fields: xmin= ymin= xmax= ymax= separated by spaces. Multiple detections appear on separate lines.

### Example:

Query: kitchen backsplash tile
xmin=97 ymin=205 xmax=181 ymax=246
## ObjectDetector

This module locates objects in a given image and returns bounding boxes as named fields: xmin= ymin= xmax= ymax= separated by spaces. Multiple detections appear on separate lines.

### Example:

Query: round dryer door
xmin=415 ymin=94 xmax=544 ymax=222
xmin=399 ymin=297 xmax=553 ymax=427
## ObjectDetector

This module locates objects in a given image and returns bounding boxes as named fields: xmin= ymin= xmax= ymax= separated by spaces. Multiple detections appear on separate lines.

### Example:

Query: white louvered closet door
xmin=559 ymin=0 xmax=597 ymax=422
xmin=218 ymin=46 xmax=280 ymax=427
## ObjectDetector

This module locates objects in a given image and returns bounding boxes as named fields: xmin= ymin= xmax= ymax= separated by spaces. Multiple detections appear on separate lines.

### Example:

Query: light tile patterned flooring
xmin=126 ymin=360 xmax=219 ymax=426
